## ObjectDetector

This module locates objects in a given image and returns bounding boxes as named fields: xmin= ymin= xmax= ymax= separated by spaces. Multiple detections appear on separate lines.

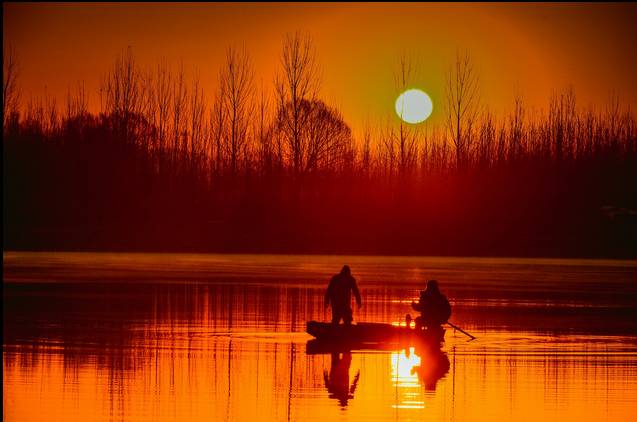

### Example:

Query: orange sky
xmin=4 ymin=2 xmax=637 ymax=132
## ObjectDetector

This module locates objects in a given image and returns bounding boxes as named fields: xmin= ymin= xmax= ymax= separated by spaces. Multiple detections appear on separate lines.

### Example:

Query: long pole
xmin=446 ymin=321 xmax=476 ymax=340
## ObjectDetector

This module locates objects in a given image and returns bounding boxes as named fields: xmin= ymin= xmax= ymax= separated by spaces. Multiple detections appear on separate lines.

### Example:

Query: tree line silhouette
xmin=3 ymin=33 xmax=636 ymax=256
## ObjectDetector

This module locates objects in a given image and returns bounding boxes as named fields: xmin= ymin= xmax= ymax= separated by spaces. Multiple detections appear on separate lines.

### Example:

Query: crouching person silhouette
xmin=411 ymin=280 xmax=451 ymax=330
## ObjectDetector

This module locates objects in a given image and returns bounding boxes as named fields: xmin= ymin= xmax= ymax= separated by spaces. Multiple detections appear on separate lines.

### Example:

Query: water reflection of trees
xmin=3 ymin=282 xmax=412 ymax=372
xmin=5 ymin=280 xmax=635 ymax=420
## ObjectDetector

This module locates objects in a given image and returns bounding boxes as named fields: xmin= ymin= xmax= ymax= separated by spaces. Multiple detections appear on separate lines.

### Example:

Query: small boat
xmin=306 ymin=321 xmax=445 ymax=354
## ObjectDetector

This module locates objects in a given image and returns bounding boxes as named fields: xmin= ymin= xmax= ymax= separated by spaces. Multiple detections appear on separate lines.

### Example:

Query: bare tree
xmin=3 ymin=47 xmax=20 ymax=132
xmin=605 ymin=90 xmax=621 ymax=152
xmin=548 ymin=87 xmax=576 ymax=163
xmin=153 ymin=60 xmax=173 ymax=174
xmin=65 ymin=82 xmax=88 ymax=122
xmin=103 ymin=47 xmax=144 ymax=143
xmin=172 ymin=63 xmax=188 ymax=168
xmin=189 ymin=71 xmax=206 ymax=170
xmin=361 ymin=121 xmax=372 ymax=178
xmin=209 ymin=90 xmax=226 ymax=177
xmin=508 ymin=93 xmax=525 ymax=161
xmin=218 ymin=46 xmax=254 ymax=176
xmin=254 ymin=80 xmax=273 ymax=176
xmin=445 ymin=50 xmax=480 ymax=171
xmin=393 ymin=54 xmax=420 ymax=177
xmin=476 ymin=110 xmax=496 ymax=168
xmin=379 ymin=118 xmax=397 ymax=177
xmin=275 ymin=31 xmax=320 ymax=177
xmin=300 ymin=99 xmax=352 ymax=174
xmin=45 ymin=90 xmax=59 ymax=133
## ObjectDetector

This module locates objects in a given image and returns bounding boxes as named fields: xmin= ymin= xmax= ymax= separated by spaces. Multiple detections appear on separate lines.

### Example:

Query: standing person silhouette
xmin=324 ymin=265 xmax=362 ymax=326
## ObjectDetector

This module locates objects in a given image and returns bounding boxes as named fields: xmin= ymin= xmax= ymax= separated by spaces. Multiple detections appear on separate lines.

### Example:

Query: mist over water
xmin=4 ymin=252 xmax=637 ymax=421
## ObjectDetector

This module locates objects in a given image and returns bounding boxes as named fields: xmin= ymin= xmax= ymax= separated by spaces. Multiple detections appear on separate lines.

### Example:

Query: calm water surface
xmin=4 ymin=252 xmax=637 ymax=421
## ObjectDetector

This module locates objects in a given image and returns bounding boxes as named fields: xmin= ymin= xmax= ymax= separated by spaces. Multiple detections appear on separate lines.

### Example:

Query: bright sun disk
xmin=395 ymin=89 xmax=433 ymax=124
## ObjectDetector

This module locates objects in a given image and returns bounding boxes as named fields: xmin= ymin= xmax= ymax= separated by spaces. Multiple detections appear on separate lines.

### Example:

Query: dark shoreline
xmin=4 ymin=225 xmax=637 ymax=260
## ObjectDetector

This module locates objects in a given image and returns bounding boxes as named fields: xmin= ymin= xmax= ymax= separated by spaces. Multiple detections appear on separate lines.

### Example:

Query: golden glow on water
xmin=3 ymin=253 xmax=637 ymax=421
xmin=391 ymin=347 xmax=425 ymax=410
xmin=6 ymin=336 xmax=637 ymax=421
xmin=392 ymin=347 xmax=422 ymax=388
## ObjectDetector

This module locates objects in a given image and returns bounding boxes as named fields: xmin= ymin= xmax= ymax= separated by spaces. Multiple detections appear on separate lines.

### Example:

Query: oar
xmin=446 ymin=321 xmax=476 ymax=340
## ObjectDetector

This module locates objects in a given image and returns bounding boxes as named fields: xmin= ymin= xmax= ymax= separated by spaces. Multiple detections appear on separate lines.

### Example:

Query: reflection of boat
xmin=306 ymin=321 xmax=445 ymax=354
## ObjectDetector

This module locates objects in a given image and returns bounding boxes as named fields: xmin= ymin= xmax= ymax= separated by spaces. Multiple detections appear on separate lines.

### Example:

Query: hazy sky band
xmin=4 ymin=2 xmax=637 ymax=133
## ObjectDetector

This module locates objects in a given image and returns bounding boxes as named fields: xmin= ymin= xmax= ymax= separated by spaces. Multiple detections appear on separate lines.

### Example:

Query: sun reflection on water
xmin=391 ymin=347 xmax=426 ymax=409
xmin=4 ymin=253 xmax=637 ymax=421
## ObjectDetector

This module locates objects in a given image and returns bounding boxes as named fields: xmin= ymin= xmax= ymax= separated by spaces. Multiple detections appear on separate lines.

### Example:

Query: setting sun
xmin=395 ymin=89 xmax=433 ymax=124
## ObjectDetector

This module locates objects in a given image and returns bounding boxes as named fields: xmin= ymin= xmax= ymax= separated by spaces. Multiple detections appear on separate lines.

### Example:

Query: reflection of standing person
xmin=324 ymin=265 xmax=362 ymax=326
xmin=323 ymin=352 xmax=360 ymax=407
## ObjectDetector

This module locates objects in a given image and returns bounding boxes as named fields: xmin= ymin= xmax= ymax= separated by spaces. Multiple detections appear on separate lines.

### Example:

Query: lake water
xmin=3 ymin=252 xmax=637 ymax=421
